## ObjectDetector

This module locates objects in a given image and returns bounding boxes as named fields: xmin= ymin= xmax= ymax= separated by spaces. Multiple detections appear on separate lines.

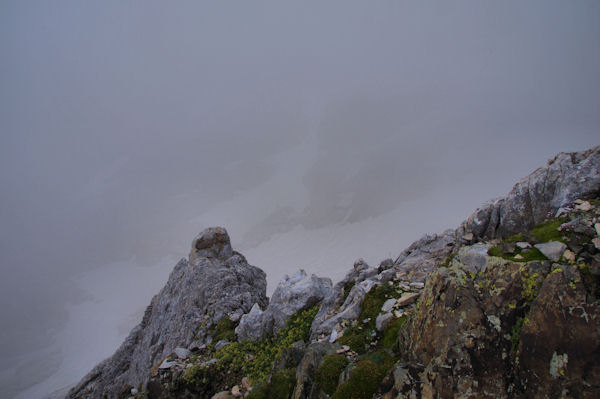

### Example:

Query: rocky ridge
xmin=68 ymin=228 xmax=268 ymax=399
xmin=70 ymin=146 xmax=600 ymax=399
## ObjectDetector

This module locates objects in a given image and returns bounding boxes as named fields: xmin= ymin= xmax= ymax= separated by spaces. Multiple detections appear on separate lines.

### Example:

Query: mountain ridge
xmin=69 ymin=145 xmax=600 ymax=399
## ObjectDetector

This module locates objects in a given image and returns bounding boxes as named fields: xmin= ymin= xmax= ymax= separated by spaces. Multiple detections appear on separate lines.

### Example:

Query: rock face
xmin=236 ymin=270 xmax=332 ymax=341
xmin=68 ymin=228 xmax=267 ymax=399
xmin=459 ymin=146 xmax=600 ymax=240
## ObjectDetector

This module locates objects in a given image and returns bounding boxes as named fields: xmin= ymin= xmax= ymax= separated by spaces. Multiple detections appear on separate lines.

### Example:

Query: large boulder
xmin=459 ymin=146 xmax=600 ymax=241
xmin=68 ymin=227 xmax=267 ymax=399
xmin=236 ymin=270 xmax=333 ymax=341
xmin=189 ymin=226 xmax=233 ymax=263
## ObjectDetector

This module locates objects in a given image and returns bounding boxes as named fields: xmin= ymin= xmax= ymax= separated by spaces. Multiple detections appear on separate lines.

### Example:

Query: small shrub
xmin=359 ymin=350 xmax=395 ymax=370
xmin=247 ymin=368 xmax=296 ymax=399
xmin=332 ymin=360 xmax=386 ymax=399
xmin=315 ymin=354 xmax=349 ymax=395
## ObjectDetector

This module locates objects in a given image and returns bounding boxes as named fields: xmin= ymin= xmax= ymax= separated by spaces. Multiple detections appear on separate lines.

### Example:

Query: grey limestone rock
xmin=236 ymin=270 xmax=333 ymax=341
xmin=189 ymin=226 xmax=233 ymax=263
xmin=459 ymin=146 xmax=600 ymax=241
xmin=535 ymin=241 xmax=567 ymax=262
xmin=68 ymin=227 xmax=267 ymax=399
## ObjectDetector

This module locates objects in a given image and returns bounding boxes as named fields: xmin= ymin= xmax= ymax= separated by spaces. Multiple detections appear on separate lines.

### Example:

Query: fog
xmin=1 ymin=1 xmax=599 ymax=397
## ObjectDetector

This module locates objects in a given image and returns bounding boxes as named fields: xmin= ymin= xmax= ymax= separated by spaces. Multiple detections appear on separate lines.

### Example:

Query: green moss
xmin=213 ymin=317 xmax=237 ymax=342
xmin=359 ymin=350 xmax=395 ymax=370
xmin=331 ymin=360 xmax=387 ymax=399
xmin=315 ymin=354 xmax=349 ymax=395
xmin=530 ymin=217 xmax=567 ymax=243
xmin=246 ymin=382 xmax=270 ymax=399
xmin=338 ymin=328 xmax=372 ymax=354
xmin=487 ymin=246 xmax=547 ymax=262
xmin=381 ymin=316 xmax=407 ymax=350
xmin=504 ymin=233 xmax=526 ymax=243
xmin=247 ymin=368 xmax=296 ymax=399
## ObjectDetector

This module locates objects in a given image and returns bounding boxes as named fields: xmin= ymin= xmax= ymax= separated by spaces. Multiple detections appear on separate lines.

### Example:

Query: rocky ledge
xmin=70 ymin=146 xmax=600 ymax=399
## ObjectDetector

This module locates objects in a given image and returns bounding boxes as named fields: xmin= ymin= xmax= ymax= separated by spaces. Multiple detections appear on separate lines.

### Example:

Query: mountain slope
xmin=70 ymin=146 xmax=600 ymax=399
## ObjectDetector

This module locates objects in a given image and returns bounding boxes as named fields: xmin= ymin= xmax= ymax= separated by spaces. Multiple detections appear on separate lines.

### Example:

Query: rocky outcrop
xmin=459 ymin=146 xmax=600 ymax=241
xmin=387 ymin=198 xmax=600 ymax=399
xmin=68 ymin=228 xmax=267 ymax=399
xmin=69 ymin=146 xmax=600 ymax=399
xmin=236 ymin=270 xmax=332 ymax=341
xmin=310 ymin=230 xmax=455 ymax=341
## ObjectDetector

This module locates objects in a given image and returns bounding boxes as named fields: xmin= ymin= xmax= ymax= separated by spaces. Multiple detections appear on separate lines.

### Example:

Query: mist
xmin=1 ymin=1 xmax=599 ymax=397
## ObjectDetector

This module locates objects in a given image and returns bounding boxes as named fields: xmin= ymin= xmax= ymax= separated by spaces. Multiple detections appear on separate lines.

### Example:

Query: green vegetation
xmin=315 ymin=354 xmax=349 ymax=395
xmin=504 ymin=233 xmax=526 ymax=243
xmin=247 ymin=368 xmax=296 ymax=399
xmin=359 ymin=349 xmax=395 ymax=370
xmin=530 ymin=217 xmax=567 ymax=243
xmin=487 ymin=216 xmax=572 ymax=262
xmin=510 ymin=316 xmax=526 ymax=354
xmin=186 ymin=306 xmax=319 ymax=386
xmin=339 ymin=284 xmax=401 ymax=353
xmin=521 ymin=271 xmax=542 ymax=302
xmin=213 ymin=317 xmax=237 ymax=342
xmin=441 ymin=252 xmax=456 ymax=268
xmin=381 ymin=315 xmax=407 ymax=351
xmin=487 ymin=245 xmax=547 ymax=262
xmin=331 ymin=360 xmax=388 ymax=399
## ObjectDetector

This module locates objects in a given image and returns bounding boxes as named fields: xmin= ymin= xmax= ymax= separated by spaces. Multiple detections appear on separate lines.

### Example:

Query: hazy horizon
xmin=1 ymin=1 xmax=599 ymax=397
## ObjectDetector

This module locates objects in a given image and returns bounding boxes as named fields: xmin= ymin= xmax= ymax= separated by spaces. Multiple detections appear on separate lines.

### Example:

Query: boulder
xmin=381 ymin=298 xmax=397 ymax=313
xmin=173 ymin=347 xmax=190 ymax=360
xmin=376 ymin=312 xmax=394 ymax=331
xmin=534 ymin=241 xmax=567 ymax=262
xmin=396 ymin=292 xmax=420 ymax=307
xmin=234 ymin=303 xmax=270 ymax=341
xmin=459 ymin=146 xmax=600 ymax=240
xmin=236 ymin=270 xmax=333 ymax=341
xmin=189 ymin=226 xmax=233 ymax=263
